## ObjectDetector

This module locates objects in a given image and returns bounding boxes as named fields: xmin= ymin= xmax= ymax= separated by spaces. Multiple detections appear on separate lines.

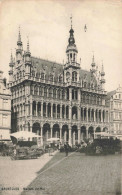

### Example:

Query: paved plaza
xmin=21 ymin=152 xmax=121 ymax=195
xmin=0 ymin=151 xmax=57 ymax=195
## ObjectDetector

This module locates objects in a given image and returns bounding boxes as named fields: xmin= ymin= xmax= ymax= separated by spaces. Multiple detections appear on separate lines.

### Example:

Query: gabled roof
xmin=31 ymin=56 xmax=98 ymax=85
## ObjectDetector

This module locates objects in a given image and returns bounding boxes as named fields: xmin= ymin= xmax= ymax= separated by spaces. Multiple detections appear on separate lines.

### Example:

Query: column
xmin=101 ymin=110 xmax=103 ymax=122
xmin=45 ymin=103 xmax=47 ymax=117
xmin=83 ymin=108 xmax=84 ymax=121
xmin=73 ymin=131 xmax=75 ymax=145
xmin=78 ymin=89 xmax=81 ymax=102
xmin=60 ymin=105 xmax=62 ymax=119
xmin=56 ymin=104 xmax=57 ymax=119
xmin=97 ymin=110 xmax=99 ymax=123
xmin=46 ymin=103 xmax=48 ymax=117
xmin=41 ymin=126 xmax=43 ymax=146
xmin=50 ymin=126 xmax=53 ymax=138
xmin=64 ymin=106 xmax=66 ymax=119
xmin=60 ymin=127 xmax=62 ymax=143
xmin=78 ymin=106 xmax=81 ymax=120
xmin=86 ymin=108 xmax=88 ymax=122
xmin=36 ymin=102 xmax=38 ymax=116
xmin=78 ymin=129 xmax=80 ymax=144
xmin=69 ymin=88 xmax=72 ymax=101
xmin=86 ymin=127 xmax=88 ymax=139
xmin=51 ymin=103 xmax=53 ymax=118
xmin=94 ymin=110 xmax=96 ymax=122
xmin=90 ymin=109 xmax=91 ymax=121
xmin=41 ymin=102 xmax=43 ymax=117
xmin=30 ymin=102 xmax=32 ymax=116
xmin=69 ymin=128 xmax=72 ymax=146
xmin=69 ymin=105 xmax=71 ymax=120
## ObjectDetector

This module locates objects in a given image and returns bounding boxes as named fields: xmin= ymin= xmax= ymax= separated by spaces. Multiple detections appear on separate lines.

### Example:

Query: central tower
xmin=64 ymin=17 xmax=80 ymax=84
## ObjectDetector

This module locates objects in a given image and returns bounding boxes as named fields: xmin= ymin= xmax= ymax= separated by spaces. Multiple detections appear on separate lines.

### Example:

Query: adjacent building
xmin=107 ymin=86 xmax=122 ymax=135
xmin=0 ymin=71 xmax=11 ymax=140
xmin=8 ymin=22 xmax=109 ymax=146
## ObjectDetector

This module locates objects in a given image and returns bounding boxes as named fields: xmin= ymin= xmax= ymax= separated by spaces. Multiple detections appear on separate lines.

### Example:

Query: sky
xmin=0 ymin=0 xmax=122 ymax=92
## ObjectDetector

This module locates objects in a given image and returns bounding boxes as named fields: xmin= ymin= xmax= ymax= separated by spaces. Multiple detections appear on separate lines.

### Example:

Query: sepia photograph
xmin=0 ymin=0 xmax=122 ymax=195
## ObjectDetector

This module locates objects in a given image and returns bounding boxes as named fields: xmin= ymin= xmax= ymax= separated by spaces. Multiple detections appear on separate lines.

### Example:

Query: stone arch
xmin=32 ymin=122 xmax=41 ymax=135
xmin=96 ymin=126 xmax=101 ymax=132
xmin=62 ymin=124 xmax=69 ymax=143
xmin=72 ymin=106 xmax=77 ymax=119
xmin=81 ymin=126 xmax=86 ymax=140
xmin=88 ymin=126 xmax=94 ymax=139
xmin=43 ymin=123 xmax=51 ymax=142
xmin=103 ymin=127 xmax=108 ymax=132
xmin=72 ymin=125 xmax=78 ymax=145
xmin=53 ymin=124 xmax=60 ymax=138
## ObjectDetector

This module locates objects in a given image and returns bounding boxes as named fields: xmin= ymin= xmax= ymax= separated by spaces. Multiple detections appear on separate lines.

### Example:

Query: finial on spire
xmin=92 ymin=51 xmax=94 ymax=63
xmin=10 ymin=49 xmax=13 ymax=63
xmin=18 ymin=26 xmax=21 ymax=42
xmin=27 ymin=36 xmax=30 ymax=52
xmin=101 ymin=60 xmax=104 ymax=71
xmin=70 ymin=14 xmax=72 ymax=28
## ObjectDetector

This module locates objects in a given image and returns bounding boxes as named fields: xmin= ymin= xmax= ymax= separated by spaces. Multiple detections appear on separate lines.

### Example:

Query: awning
xmin=10 ymin=131 xmax=42 ymax=140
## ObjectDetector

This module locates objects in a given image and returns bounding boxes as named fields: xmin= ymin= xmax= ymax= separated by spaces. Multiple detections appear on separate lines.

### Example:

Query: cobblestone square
xmin=22 ymin=152 xmax=121 ymax=195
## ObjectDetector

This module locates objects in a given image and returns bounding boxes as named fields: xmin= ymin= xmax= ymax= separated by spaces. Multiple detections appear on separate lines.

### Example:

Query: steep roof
xmin=106 ymin=90 xmax=116 ymax=100
xmin=31 ymin=56 xmax=97 ymax=85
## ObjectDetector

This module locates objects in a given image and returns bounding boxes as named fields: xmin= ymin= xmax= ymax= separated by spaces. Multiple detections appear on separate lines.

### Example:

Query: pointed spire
xmin=92 ymin=54 xmax=94 ymax=63
xmin=27 ymin=36 xmax=30 ymax=52
xmin=18 ymin=26 xmax=21 ymax=42
xmin=17 ymin=26 xmax=22 ymax=47
xmin=101 ymin=60 xmax=105 ymax=76
xmin=10 ymin=49 xmax=13 ymax=63
xmin=70 ymin=14 xmax=72 ymax=29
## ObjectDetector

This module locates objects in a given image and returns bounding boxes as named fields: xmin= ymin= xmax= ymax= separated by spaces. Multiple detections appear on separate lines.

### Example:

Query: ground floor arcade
xmin=29 ymin=122 xmax=109 ymax=146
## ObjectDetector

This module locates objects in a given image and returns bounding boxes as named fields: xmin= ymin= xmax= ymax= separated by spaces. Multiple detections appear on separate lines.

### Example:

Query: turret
xmin=9 ymin=51 xmax=14 ymax=83
xmin=66 ymin=16 xmax=78 ymax=66
xmin=16 ymin=26 xmax=23 ymax=64
xmin=25 ymin=37 xmax=31 ymax=77
xmin=100 ymin=62 xmax=105 ymax=90
xmin=64 ymin=17 xmax=80 ymax=84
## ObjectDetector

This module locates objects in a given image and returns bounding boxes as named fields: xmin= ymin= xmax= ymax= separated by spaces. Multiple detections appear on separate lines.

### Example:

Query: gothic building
xmin=8 ymin=22 xmax=109 ymax=146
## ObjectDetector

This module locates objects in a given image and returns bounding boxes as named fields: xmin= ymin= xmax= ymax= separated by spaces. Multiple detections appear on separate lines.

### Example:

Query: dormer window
xmin=41 ymin=72 xmax=44 ymax=80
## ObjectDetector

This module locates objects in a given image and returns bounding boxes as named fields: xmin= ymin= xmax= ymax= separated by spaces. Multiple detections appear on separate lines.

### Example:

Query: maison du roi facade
xmin=8 ymin=23 xmax=109 ymax=146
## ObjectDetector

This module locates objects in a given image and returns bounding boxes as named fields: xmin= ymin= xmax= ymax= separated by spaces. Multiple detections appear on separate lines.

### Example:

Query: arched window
xmin=62 ymin=89 xmax=65 ymax=100
xmin=57 ymin=89 xmax=60 ymax=99
xmin=59 ymin=74 xmax=62 ymax=83
xmin=44 ymin=87 xmax=47 ymax=97
xmin=49 ymin=88 xmax=52 ymax=98
xmin=53 ymin=88 xmax=56 ymax=99
xmin=34 ymin=86 xmax=38 ymax=95
xmin=66 ymin=72 xmax=70 ymax=82
xmin=41 ymin=72 xmax=44 ymax=80
xmin=50 ymin=74 xmax=53 ymax=82
xmin=39 ymin=86 xmax=43 ymax=96
xmin=84 ymin=82 xmax=87 ymax=88
xmin=72 ymin=71 xmax=77 ymax=82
